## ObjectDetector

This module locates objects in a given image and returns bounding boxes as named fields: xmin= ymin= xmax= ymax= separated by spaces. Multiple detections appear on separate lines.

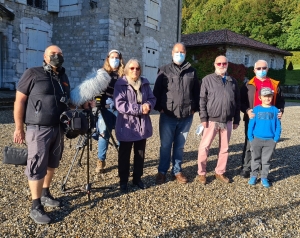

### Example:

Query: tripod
xmin=61 ymin=108 xmax=116 ymax=207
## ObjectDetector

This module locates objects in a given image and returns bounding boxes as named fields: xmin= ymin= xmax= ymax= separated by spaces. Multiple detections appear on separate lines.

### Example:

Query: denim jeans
xmin=97 ymin=108 xmax=118 ymax=161
xmin=158 ymin=113 xmax=193 ymax=175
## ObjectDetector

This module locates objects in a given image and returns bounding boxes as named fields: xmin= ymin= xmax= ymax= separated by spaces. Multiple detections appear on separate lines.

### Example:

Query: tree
xmin=182 ymin=0 xmax=300 ymax=50
xmin=287 ymin=61 xmax=294 ymax=70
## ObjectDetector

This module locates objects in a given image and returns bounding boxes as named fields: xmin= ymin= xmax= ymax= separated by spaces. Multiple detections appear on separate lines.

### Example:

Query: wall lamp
xmin=124 ymin=18 xmax=141 ymax=36
xmin=90 ymin=0 xmax=97 ymax=9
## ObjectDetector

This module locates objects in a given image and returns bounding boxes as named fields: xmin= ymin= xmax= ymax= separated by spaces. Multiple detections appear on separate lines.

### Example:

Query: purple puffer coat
xmin=113 ymin=76 xmax=156 ymax=142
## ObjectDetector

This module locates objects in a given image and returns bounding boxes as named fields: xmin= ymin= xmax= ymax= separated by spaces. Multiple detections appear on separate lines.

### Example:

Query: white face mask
xmin=256 ymin=70 xmax=267 ymax=78
xmin=109 ymin=58 xmax=120 ymax=69
xmin=173 ymin=52 xmax=185 ymax=65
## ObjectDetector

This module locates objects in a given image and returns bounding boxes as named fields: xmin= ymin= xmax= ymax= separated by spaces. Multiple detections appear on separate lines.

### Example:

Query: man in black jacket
xmin=153 ymin=43 xmax=200 ymax=185
xmin=197 ymin=55 xmax=240 ymax=185
xmin=239 ymin=59 xmax=285 ymax=178
xmin=13 ymin=45 xmax=70 ymax=224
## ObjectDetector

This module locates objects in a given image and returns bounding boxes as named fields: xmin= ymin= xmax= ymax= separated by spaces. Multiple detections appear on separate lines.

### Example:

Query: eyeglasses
xmin=255 ymin=67 xmax=267 ymax=70
xmin=130 ymin=67 xmax=140 ymax=71
xmin=215 ymin=62 xmax=227 ymax=66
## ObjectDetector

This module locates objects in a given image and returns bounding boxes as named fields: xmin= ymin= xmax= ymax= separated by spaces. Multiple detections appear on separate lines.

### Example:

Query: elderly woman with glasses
xmin=113 ymin=58 xmax=156 ymax=193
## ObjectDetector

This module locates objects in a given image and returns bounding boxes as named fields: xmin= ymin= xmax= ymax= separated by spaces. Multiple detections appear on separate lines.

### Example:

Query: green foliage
xmin=185 ymin=46 xmax=225 ymax=80
xmin=285 ymin=69 xmax=300 ymax=85
xmin=267 ymin=68 xmax=286 ymax=85
xmin=182 ymin=0 xmax=300 ymax=50
xmin=287 ymin=61 xmax=294 ymax=70
xmin=186 ymin=46 xmax=286 ymax=85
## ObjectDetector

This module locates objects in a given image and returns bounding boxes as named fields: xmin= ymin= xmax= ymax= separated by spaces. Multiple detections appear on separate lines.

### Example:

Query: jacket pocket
xmin=29 ymin=154 xmax=40 ymax=177
xmin=207 ymin=96 xmax=221 ymax=118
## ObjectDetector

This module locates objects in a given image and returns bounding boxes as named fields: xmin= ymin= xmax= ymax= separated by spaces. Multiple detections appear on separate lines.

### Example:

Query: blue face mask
xmin=109 ymin=58 xmax=120 ymax=69
xmin=256 ymin=70 xmax=267 ymax=78
xmin=173 ymin=53 xmax=185 ymax=65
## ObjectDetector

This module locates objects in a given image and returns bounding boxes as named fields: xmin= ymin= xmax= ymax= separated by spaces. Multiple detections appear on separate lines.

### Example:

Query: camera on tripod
xmin=94 ymin=94 xmax=104 ymax=108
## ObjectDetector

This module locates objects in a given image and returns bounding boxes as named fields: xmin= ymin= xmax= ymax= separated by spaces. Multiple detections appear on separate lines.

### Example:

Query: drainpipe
xmin=177 ymin=0 xmax=181 ymax=42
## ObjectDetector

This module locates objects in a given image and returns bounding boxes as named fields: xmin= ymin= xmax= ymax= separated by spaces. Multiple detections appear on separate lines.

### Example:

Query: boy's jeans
xmin=157 ymin=113 xmax=193 ymax=175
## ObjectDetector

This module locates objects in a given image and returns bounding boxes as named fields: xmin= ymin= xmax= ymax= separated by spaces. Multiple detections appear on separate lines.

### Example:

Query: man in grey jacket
xmin=197 ymin=55 xmax=240 ymax=185
xmin=153 ymin=43 xmax=200 ymax=185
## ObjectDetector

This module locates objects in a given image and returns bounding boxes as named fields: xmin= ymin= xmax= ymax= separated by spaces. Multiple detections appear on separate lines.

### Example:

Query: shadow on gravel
xmin=268 ymin=143 xmax=300 ymax=182
xmin=49 ymin=182 xmax=126 ymax=223
xmin=175 ymin=142 xmax=245 ymax=183
xmin=158 ymin=200 xmax=300 ymax=237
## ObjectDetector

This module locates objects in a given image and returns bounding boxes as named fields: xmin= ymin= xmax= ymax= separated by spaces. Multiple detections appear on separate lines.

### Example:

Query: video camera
xmin=94 ymin=94 xmax=104 ymax=108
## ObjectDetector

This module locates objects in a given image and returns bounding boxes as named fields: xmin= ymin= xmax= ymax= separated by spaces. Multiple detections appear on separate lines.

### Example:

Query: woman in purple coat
xmin=113 ymin=59 xmax=156 ymax=193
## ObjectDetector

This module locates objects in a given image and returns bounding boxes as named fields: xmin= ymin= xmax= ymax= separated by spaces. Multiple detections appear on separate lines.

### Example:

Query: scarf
xmin=127 ymin=77 xmax=142 ymax=103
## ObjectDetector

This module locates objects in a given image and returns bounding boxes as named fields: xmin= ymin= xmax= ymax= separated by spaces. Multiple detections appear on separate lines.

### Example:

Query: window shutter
xmin=48 ymin=0 xmax=60 ymax=12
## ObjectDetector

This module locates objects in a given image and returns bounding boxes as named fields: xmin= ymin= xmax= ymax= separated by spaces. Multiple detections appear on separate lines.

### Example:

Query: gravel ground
xmin=0 ymin=103 xmax=300 ymax=237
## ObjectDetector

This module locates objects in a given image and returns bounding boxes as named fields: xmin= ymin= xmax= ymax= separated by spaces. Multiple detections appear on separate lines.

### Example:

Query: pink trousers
xmin=197 ymin=121 xmax=233 ymax=175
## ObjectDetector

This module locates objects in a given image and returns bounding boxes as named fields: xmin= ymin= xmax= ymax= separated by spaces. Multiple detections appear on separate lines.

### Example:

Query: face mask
xmin=173 ymin=53 xmax=185 ymax=65
xmin=256 ymin=70 xmax=267 ymax=78
xmin=109 ymin=58 xmax=120 ymax=69
xmin=49 ymin=54 xmax=64 ymax=68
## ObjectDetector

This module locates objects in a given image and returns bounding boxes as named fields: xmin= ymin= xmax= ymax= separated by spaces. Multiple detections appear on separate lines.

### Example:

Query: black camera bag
xmin=60 ymin=109 xmax=89 ymax=139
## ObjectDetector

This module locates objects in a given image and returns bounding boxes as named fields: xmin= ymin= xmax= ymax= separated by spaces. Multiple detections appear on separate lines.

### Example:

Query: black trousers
xmin=118 ymin=139 xmax=146 ymax=185
xmin=241 ymin=119 xmax=251 ymax=172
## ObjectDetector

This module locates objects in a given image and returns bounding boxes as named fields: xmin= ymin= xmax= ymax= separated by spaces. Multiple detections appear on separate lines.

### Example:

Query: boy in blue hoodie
xmin=247 ymin=87 xmax=281 ymax=188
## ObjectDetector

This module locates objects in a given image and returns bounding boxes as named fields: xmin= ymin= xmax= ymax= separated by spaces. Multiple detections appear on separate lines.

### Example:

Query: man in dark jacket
xmin=197 ymin=55 xmax=240 ymax=185
xmin=153 ymin=43 xmax=200 ymax=185
xmin=239 ymin=59 xmax=285 ymax=178
xmin=13 ymin=45 xmax=70 ymax=224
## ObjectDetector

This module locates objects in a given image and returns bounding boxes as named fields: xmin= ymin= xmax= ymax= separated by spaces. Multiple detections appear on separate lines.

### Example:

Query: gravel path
xmin=0 ymin=103 xmax=300 ymax=237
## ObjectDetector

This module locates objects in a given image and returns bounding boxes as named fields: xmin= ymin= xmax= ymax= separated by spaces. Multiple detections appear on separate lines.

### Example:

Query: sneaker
xmin=41 ymin=194 xmax=61 ymax=207
xmin=248 ymin=176 xmax=257 ymax=185
xmin=30 ymin=204 xmax=51 ymax=224
xmin=95 ymin=160 xmax=106 ymax=173
xmin=120 ymin=183 xmax=128 ymax=193
xmin=261 ymin=178 xmax=270 ymax=188
xmin=155 ymin=172 xmax=166 ymax=185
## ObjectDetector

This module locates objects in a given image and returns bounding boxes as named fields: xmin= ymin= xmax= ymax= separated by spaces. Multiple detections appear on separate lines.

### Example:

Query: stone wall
xmin=108 ymin=0 xmax=181 ymax=85
xmin=1 ymin=0 xmax=181 ymax=89
xmin=0 ymin=0 xmax=53 ymax=89
xmin=52 ymin=0 xmax=110 ymax=88
xmin=226 ymin=46 xmax=284 ymax=69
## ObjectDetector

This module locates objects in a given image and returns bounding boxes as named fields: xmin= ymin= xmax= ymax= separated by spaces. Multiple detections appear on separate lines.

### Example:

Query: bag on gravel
xmin=3 ymin=144 xmax=27 ymax=166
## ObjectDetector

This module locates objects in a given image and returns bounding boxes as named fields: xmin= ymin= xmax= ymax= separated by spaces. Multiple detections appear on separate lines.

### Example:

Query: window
xmin=270 ymin=59 xmax=275 ymax=68
xmin=144 ymin=0 xmax=161 ymax=30
xmin=27 ymin=0 xmax=46 ymax=10
xmin=244 ymin=55 xmax=249 ymax=67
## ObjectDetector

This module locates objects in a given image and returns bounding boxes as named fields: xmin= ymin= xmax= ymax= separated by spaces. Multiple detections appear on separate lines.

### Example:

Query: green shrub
xmin=287 ymin=61 xmax=294 ymax=70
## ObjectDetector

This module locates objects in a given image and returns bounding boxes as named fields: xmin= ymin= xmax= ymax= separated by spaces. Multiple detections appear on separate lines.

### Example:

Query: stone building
xmin=0 ymin=0 xmax=182 ymax=90
xmin=182 ymin=29 xmax=292 ymax=70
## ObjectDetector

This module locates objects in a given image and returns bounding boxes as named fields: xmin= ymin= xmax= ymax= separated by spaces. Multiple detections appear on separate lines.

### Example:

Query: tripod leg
xmin=61 ymin=146 xmax=84 ymax=192
xmin=61 ymin=135 xmax=87 ymax=192
xmin=77 ymin=145 xmax=85 ymax=167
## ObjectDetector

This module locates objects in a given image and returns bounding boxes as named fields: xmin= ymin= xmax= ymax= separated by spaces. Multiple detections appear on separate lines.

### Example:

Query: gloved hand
xmin=106 ymin=98 xmax=114 ymax=109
